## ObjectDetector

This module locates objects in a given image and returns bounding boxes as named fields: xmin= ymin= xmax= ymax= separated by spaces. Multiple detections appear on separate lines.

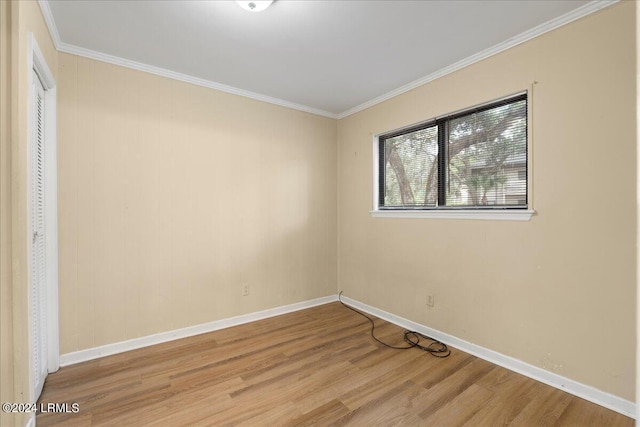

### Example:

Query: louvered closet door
xmin=31 ymin=70 xmax=48 ymax=399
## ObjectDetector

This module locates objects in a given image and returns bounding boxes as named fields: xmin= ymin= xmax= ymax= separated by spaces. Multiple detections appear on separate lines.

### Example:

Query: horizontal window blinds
xmin=379 ymin=93 xmax=527 ymax=210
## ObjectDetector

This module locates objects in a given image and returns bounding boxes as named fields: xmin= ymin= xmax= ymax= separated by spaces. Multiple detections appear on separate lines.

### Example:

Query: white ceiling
xmin=42 ymin=0 xmax=607 ymax=118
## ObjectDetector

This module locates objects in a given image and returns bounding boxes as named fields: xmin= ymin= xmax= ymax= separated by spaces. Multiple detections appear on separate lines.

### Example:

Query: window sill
xmin=369 ymin=209 xmax=535 ymax=221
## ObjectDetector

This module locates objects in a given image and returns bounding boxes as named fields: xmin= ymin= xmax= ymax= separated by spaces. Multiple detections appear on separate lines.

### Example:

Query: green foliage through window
xmin=379 ymin=94 xmax=527 ymax=209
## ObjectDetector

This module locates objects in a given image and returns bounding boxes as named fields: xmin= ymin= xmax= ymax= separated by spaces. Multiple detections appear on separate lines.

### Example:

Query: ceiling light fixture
xmin=235 ymin=1 xmax=273 ymax=12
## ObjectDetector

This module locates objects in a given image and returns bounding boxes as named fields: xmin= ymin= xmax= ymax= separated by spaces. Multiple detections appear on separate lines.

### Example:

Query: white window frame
xmin=371 ymin=92 xmax=535 ymax=221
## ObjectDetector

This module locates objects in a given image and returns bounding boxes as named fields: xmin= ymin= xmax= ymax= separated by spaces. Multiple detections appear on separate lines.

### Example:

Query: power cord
xmin=338 ymin=291 xmax=450 ymax=358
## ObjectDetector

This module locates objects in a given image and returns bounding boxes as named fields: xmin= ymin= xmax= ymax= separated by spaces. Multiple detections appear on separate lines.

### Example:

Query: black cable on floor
xmin=338 ymin=291 xmax=450 ymax=358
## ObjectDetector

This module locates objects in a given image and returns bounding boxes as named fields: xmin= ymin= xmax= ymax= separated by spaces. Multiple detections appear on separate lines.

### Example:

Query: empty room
xmin=0 ymin=0 xmax=637 ymax=426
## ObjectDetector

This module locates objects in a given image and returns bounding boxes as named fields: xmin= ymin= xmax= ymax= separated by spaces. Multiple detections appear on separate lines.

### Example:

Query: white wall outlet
xmin=242 ymin=283 xmax=250 ymax=296
xmin=427 ymin=295 xmax=435 ymax=307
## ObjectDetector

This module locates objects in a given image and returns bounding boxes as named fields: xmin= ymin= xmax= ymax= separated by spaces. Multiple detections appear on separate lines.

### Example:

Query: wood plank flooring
xmin=37 ymin=302 xmax=633 ymax=426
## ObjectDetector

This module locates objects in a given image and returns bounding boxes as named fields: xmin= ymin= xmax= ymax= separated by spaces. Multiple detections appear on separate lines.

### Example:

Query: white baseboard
xmin=57 ymin=293 xmax=635 ymax=419
xmin=339 ymin=295 xmax=636 ymax=419
xmin=59 ymin=295 xmax=338 ymax=367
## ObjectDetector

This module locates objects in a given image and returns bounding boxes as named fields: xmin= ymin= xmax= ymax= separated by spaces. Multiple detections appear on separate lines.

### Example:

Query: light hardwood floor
xmin=38 ymin=302 xmax=633 ymax=426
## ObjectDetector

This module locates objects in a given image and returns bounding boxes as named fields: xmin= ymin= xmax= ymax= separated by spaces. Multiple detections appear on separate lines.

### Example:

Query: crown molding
xmin=59 ymin=41 xmax=339 ymax=118
xmin=335 ymin=0 xmax=620 ymax=119
xmin=38 ymin=0 xmax=62 ymax=49
xmin=38 ymin=0 xmax=618 ymax=120
xmin=37 ymin=1 xmax=337 ymax=119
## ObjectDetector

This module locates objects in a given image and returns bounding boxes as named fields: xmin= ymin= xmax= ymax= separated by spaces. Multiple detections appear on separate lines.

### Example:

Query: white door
xmin=30 ymin=69 xmax=48 ymax=399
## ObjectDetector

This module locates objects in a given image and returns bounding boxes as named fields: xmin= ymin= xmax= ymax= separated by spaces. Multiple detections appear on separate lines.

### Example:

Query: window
xmin=375 ymin=93 xmax=530 ymax=218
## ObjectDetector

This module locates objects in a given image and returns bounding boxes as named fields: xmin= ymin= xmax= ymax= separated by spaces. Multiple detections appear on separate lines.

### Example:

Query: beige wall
xmin=637 ymin=0 xmax=640 ymax=418
xmin=57 ymin=53 xmax=337 ymax=354
xmin=337 ymin=2 xmax=636 ymax=401
xmin=1 ymin=1 xmax=58 ymax=426
xmin=1 ymin=1 xmax=15 ymax=426
xmin=1 ymin=0 xmax=635 ymax=419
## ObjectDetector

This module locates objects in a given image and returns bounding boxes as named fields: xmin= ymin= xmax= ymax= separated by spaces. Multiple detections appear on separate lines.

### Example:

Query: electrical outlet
xmin=242 ymin=283 xmax=250 ymax=296
xmin=427 ymin=295 xmax=435 ymax=307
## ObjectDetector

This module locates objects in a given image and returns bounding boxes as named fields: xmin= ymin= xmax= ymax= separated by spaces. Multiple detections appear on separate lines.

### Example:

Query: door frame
xmin=27 ymin=32 xmax=59 ymax=396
